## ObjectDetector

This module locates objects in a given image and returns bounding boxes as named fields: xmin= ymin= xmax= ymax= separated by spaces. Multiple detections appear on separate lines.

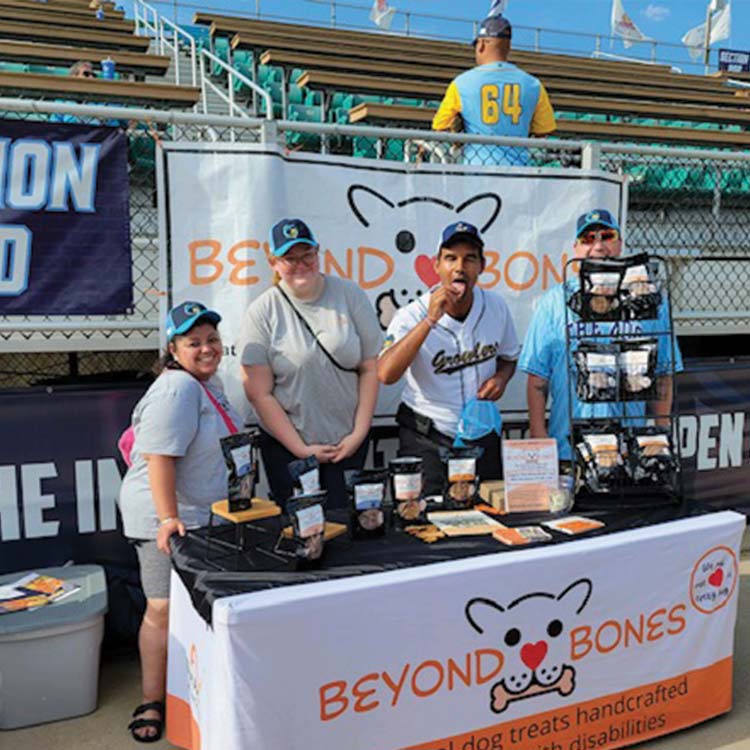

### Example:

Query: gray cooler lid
xmin=0 ymin=565 xmax=108 ymax=636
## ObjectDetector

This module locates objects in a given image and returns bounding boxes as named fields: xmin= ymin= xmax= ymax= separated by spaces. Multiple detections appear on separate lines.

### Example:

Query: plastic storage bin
xmin=0 ymin=565 xmax=108 ymax=729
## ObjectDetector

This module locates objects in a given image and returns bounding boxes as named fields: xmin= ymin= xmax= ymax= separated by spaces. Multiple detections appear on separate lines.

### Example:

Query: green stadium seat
xmin=210 ymin=38 xmax=230 ymax=77
xmin=0 ymin=62 xmax=29 ymax=73
xmin=305 ymin=90 xmax=322 ymax=106
xmin=288 ymin=84 xmax=305 ymax=105
xmin=258 ymin=65 xmax=281 ymax=86
xmin=288 ymin=103 xmax=323 ymax=122
xmin=182 ymin=24 xmax=211 ymax=51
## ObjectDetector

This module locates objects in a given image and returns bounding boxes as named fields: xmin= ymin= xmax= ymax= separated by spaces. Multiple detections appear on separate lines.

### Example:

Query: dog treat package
xmin=220 ymin=431 xmax=258 ymax=512
xmin=389 ymin=457 xmax=427 ymax=528
xmin=439 ymin=446 xmax=484 ymax=510
xmin=574 ymin=342 xmax=619 ymax=402
xmin=620 ymin=255 xmax=661 ymax=319
xmin=619 ymin=339 xmax=658 ymax=401
xmin=287 ymin=491 xmax=327 ymax=566
xmin=287 ymin=455 xmax=320 ymax=496
xmin=576 ymin=430 xmax=626 ymax=493
xmin=627 ymin=427 xmax=678 ymax=487
xmin=570 ymin=259 xmax=624 ymax=321
xmin=345 ymin=469 xmax=388 ymax=539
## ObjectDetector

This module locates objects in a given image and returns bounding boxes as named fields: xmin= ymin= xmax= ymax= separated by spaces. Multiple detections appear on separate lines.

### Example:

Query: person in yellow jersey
xmin=432 ymin=15 xmax=556 ymax=165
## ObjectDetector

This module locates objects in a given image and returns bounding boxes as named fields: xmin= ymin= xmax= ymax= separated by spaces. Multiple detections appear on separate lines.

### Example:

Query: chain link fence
xmin=1 ymin=101 xmax=748 ymax=388
xmin=600 ymin=146 xmax=750 ymax=335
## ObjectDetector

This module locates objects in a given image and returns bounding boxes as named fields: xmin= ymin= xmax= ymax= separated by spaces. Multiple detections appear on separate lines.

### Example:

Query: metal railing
xmin=0 ymin=96 xmax=749 ymax=385
xmin=131 ymin=0 xmax=272 ymax=119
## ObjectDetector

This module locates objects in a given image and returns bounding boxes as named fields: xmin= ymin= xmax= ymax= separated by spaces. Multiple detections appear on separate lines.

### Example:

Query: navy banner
xmin=677 ymin=360 xmax=750 ymax=516
xmin=0 ymin=384 xmax=145 ymax=573
xmin=0 ymin=120 xmax=132 ymax=315
xmin=1 ymin=364 xmax=747 ymax=578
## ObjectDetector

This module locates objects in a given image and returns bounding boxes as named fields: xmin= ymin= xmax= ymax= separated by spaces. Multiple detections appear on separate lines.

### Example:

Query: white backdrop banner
xmin=166 ymin=511 xmax=744 ymax=750
xmin=160 ymin=144 xmax=626 ymax=417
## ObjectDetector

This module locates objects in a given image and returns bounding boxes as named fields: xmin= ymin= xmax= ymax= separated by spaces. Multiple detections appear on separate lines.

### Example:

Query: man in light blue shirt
xmin=519 ymin=209 xmax=683 ymax=460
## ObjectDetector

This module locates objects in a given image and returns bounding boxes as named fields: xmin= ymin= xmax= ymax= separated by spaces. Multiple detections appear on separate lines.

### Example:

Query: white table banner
xmin=167 ymin=511 xmax=744 ymax=750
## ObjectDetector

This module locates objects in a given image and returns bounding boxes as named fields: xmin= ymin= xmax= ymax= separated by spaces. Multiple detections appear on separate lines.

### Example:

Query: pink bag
xmin=118 ymin=425 xmax=136 ymax=468
xmin=117 ymin=380 xmax=236 ymax=469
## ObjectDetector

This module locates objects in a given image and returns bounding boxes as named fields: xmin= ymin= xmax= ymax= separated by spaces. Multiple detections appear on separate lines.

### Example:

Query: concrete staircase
xmin=145 ymin=40 xmax=257 ymax=118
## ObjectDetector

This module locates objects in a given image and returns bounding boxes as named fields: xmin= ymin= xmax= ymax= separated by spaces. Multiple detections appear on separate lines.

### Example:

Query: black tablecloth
xmin=171 ymin=503 xmax=724 ymax=625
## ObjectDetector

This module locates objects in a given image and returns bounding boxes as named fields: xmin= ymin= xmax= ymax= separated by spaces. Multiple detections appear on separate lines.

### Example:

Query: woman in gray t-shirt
xmin=239 ymin=218 xmax=382 ymax=509
xmin=118 ymin=301 xmax=241 ymax=742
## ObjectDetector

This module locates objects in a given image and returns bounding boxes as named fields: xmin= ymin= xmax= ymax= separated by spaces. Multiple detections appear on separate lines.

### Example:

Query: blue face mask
xmin=453 ymin=398 xmax=503 ymax=448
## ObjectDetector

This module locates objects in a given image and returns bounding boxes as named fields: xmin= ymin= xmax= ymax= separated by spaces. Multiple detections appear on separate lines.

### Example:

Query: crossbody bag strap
xmin=276 ymin=284 xmax=358 ymax=374
xmin=200 ymin=382 xmax=239 ymax=434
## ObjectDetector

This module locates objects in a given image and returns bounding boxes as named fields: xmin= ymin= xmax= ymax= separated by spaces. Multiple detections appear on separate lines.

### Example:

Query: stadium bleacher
xmin=189 ymin=13 xmax=750 ymax=149
xmin=0 ymin=0 xmax=199 ymax=108
xmin=0 ymin=40 xmax=170 ymax=77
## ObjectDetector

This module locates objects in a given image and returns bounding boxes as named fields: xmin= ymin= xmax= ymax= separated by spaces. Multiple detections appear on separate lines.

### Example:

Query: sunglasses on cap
xmin=577 ymin=229 xmax=620 ymax=245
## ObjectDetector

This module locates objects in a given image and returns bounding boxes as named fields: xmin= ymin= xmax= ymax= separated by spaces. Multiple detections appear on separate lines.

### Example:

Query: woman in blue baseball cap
xmin=239 ymin=218 xmax=382 ymax=509
xmin=118 ymin=300 xmax=241 ymax=742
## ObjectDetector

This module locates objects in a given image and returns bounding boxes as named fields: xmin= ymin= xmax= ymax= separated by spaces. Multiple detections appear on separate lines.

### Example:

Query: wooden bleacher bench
xmin=0 ymin=40 xmax=170 ymax=77
xmin=203 ymin=13 xmax=679 ymax=78
xmin=297 ymin=69 xmax=445 ymax=98
xmin=260 ymin=48 xmax=730 ymax=98
xmin=560 ymin=119 xmax=750 ymax=147
xmin=239 ymin=30 xmax=713 ymax=99
xmin=348 ymin=96 xmax=750 ymax=129
xmin=0 ymin=70 xmax=200 ymax=107
xmin=297 ymin=68 xmax=750 ymax=111
xmin=348 ymin=102 xmax=750 ymax=148
xmin=0 ymin=5 xmax=133 ymax=33
xmin=0 ymin=0 xmax=125 ymax=19
xmin=0 ymin=19 xmax=150 ymax=51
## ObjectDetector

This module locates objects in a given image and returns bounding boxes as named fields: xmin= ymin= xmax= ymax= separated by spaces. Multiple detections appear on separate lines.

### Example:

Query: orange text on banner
xmin=404 ymin=657 xmax=732 ymax=750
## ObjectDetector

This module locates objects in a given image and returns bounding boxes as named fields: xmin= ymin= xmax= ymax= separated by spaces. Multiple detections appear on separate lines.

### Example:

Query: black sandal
xmin=128 ymin=700 xmax=165 ymax=743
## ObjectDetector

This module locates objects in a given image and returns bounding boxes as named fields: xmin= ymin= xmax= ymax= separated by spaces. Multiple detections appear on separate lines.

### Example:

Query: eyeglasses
xmin=279 ymin=250 xmax=318 ymax=268
xmin=577 ymin=229 xmax=620 ymax=245
xmin=80 ymin=70 xmax=95 ymax=78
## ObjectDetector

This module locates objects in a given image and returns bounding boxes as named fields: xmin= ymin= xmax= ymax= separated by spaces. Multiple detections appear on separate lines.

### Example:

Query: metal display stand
xmin=563 ymin=254 xmax=684 ymax=510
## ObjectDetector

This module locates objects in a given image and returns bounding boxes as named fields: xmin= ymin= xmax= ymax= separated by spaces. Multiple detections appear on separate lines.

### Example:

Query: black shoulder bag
xmin=276 ymin=284 xmax=358 ymax=374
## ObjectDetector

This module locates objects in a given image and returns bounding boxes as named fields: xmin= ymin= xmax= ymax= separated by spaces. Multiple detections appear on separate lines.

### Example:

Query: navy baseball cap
xmin=474 ymin=15 xmax=512 ymax=43
xmin=269 ymin=218 xmax=318 ymax=257
xmin=576 ymin=209 xmax=620 ymax=238
xmin=165 ymin=301 xmax=221 ymax=342
xmin=439 ymin=221 xmax=484 ymax=252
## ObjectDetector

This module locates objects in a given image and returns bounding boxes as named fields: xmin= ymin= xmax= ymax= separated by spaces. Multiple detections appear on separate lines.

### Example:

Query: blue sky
xmin=170 ymin=0 xmax=749 ymax=72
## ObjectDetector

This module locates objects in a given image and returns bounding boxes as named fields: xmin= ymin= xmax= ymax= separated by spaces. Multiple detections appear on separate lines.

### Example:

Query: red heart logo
xmin=520 ymin=640 xmax=548 ymax=671
xmin=414 ymin=254 xmax=439 ymax=288
xmin=709 ymin=568 xmax=724 ymax=587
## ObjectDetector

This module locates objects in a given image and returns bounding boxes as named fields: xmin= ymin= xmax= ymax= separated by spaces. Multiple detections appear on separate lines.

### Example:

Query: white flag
xmin=370 ymin=0 xmax=396 ymax=29
xmin=488 ymin=0 xmax=508 ymax=17
xmin=682 ymin=1 xmax=731 ymax=61
xmin=611 ymin=0 xmax=652 ymax=49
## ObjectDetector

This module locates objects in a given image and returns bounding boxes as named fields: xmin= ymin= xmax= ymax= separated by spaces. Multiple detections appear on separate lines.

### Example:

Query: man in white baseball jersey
xmin=377 ymin=222 xmax=520 ymax=494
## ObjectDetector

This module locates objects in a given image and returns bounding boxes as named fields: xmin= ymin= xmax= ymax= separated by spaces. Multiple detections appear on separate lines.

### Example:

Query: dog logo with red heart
xmin=521 ymin=641 xmax=548 ymax=671
xmin=465 ymin=578 xmax=592 ymax=714
xmin=346 ymin=185 xmax=502 ymax=329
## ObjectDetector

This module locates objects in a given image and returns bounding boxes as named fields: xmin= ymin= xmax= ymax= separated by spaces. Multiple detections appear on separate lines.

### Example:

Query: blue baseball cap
xmin=576 ymin=209 xmax=620 ymax=238
xmin=269 ymin=218 xmax=318 ymax=257
xmin=474 ymin=15 xmax=512 ymax=43
xmin=439 ymin=221 xmax=484 ymax=252
xmin=165 ymin=301 xmax=221 ymax=342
